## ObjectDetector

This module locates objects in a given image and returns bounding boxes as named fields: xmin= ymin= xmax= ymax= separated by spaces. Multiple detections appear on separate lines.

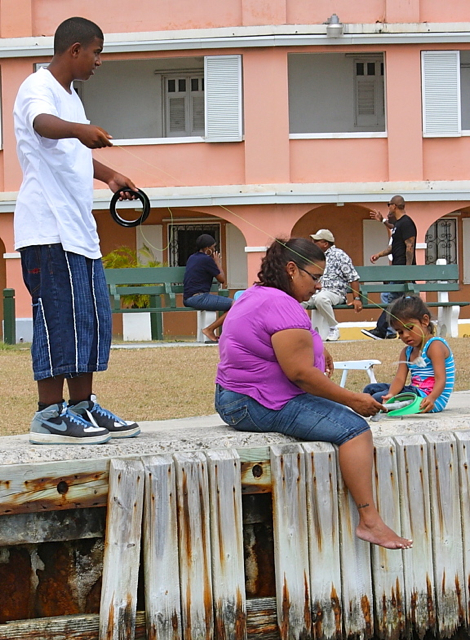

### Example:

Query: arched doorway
xmin=291 ymin=203 xmax=382 ymax=269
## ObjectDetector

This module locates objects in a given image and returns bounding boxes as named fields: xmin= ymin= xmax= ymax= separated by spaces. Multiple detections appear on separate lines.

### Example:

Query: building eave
xmin=0 ymin=182 xmax=469 ymax=214
xmin=2 ymin=24 xmax=470 ymax=58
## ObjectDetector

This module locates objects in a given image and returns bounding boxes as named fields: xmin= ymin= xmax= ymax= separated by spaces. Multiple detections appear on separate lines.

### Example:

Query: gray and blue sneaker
xmin=30 ymin=402 xmax=111 ymax=445
xmin=69 ymin=395 xmax=141 ymax=439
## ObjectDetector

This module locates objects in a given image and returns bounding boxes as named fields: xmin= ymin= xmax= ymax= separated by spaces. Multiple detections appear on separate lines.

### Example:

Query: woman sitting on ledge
xmin=183 ymin=234 xmax=233 ymax=342
xmin=215 ymin=237 xmax=412 ymax=550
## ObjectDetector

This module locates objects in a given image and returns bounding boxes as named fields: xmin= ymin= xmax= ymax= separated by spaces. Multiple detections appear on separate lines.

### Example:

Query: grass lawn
xmin=1 ymin=337 xmax=468 ymax=438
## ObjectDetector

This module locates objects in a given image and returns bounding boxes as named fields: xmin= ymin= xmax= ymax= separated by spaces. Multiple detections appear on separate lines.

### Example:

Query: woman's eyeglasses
xmin=298 ymin=266 xmax=322 ymax=283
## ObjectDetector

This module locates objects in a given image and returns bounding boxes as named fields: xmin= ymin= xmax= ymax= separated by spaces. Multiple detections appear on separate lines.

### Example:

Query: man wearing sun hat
xmin=303 ymin=229 xmax=362 ymax=341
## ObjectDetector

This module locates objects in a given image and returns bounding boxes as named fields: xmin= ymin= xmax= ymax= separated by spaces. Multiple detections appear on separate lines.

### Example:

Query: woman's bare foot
xmin=202 ymin=327 xmax=219 ymax=342
xmin=356 ymin=521 xmax=413 ymax=549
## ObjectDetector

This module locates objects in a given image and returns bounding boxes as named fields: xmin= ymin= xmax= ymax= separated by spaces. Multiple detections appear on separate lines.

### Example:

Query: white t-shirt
xmin=13 ymin=67 xmax=101 ymax=259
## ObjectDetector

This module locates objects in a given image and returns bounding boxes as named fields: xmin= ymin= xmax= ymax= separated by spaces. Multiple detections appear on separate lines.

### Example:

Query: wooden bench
xmin=105 ymin=266 xmax=229 ymax=340
xmin=331 ymin=263 xmax=468 ymax=338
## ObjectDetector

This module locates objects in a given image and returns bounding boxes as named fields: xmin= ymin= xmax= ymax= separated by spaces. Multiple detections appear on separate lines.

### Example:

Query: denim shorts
xmin=21 ymin=244 xmax=112 ymax=381
xmin=215 ymin=384 xmax=370 ymax=445
xmin=184 ymin=292 xmax=232 ymax=312
xmin=363 ymin=382 xmax=424 ymax=403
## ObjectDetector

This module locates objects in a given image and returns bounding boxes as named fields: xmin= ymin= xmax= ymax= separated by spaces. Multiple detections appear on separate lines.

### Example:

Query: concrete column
xmin=385 ymin=46 xmax=423 ymax=181
xmin=2 ymin=60 xmax=33 ymax=193
xmin=0 ymin=0 xmax=32 ymax=37
xmin=243 ymin=49 xmax=290 ymax=185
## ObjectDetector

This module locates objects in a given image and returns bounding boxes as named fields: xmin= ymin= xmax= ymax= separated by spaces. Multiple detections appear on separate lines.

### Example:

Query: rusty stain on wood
xmin=360 ymin=595 xmax=372 ymax=638
xmin=99 ymin=459 xmax=144 ymax=640
xmin=241 ymin=460 xmax=272 ymax=494
xmin=214 ymin=588 xmax=246 ymax=640
xmin=455 ymin=574 xmax=465 ymax=626
xmin=426 ymin=574 xmax=436 ymax=629
xmin=0 ymin=461 xmax=109 ymax=516
xmin=0 ymin=612 xmax=147 ymax=640
xmin=1 ymin=437 xmax=470 ymax=639
xmin=175 ymin=452 xmax=213 ymax=640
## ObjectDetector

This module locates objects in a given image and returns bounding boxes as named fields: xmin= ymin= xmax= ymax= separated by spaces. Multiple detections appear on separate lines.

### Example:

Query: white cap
xmin=310 ymin=229 xmax=335 ymax=243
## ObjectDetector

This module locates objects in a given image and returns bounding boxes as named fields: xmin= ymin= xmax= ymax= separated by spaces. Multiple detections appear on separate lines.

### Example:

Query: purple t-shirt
xmin=216 ymin=285 xmax=325 ymax=410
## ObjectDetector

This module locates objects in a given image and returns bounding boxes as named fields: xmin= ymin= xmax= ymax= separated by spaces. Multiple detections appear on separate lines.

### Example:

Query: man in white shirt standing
xmin=14 ymin=17 xmax=141 ymax=444
xmin=303 ymin=229 xmax=363 ymax=341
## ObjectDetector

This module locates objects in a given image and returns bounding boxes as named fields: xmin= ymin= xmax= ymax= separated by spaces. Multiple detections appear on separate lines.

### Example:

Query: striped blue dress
xmin=406 ymin=337 xmax=455 ymax=413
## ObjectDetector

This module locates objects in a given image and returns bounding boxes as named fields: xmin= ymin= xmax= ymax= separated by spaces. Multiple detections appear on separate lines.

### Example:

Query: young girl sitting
xmin=363 ymin=295 xmax=455 ymax=413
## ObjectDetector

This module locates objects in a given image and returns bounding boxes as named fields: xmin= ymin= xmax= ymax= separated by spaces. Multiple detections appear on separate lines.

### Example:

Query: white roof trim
xmin=1 ymin=182 xmax=470 ymax=213
xmin=4 ymin=24 xmax=470 ymax=57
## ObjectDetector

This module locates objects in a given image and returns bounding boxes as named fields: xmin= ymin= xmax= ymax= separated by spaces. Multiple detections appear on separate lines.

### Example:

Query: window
xmin=164 ymin=74 xmax=204 ymax=137
xmin=77 ymin=55 xmax=242 ymax=143
xmin=425 ymin=218 xmax=457 ymax=265
xmin=421 ymin=51 xmax=461 ymax=136
xmin=421 ymin=50 xmax=470 ymax=136
xmin=288 ymin=53 xmax=386 ymax=135
xmin=168 ymin=223 xmax=221 ymax=266
xmin=354 ymin=58 xmax=384 ymax=128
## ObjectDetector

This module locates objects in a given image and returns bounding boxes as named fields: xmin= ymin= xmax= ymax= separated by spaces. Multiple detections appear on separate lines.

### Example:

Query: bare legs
xmin=38 ymin=372 xmax=93 ymax=406
xmin=202 ymin=311 xmax=229 ymax=342
xmin=338 ymin=430 xmax=413 ymax=549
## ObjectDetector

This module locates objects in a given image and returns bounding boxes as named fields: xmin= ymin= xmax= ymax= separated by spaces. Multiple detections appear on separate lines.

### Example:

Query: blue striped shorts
xmin=20 ymin=244 xmax=112 ymax=381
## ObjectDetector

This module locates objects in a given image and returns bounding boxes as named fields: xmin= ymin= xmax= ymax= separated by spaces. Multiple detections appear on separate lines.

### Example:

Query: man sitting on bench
xmin=303 ymin=229 xmax=362 ymax=342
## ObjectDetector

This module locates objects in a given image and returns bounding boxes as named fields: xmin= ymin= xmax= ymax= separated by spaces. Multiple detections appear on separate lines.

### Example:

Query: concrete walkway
xmin=1 ymin=391 xmax=469 ymax=466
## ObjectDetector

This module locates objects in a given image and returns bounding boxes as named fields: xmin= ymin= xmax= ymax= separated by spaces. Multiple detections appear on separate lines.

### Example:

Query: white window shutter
xmin=204 ymin=55 xmax=243 ymax=142
xmin=422 ymin=51 xmax=461 ymax=137
xmin=168 ymin=97 xmax=187 ymax=134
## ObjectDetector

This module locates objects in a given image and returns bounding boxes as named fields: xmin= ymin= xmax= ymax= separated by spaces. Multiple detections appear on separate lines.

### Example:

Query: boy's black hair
xmin=54 ymin=17 xmax=104 ymax=55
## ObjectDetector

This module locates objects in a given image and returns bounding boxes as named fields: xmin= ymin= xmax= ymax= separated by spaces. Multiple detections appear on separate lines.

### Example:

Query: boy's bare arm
xmin=33 ymin=114 xmax=112 ymax=149
xmin=93 ymin=159 xmax=137 ymax=195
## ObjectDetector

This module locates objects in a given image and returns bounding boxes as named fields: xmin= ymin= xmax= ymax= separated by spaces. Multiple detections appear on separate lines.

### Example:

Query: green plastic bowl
xmin=384 ymin=392 xmax=423 ymax=416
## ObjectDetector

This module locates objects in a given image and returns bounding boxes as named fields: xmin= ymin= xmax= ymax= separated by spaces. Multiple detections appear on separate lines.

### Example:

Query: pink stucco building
xmin=1 ymin=0 xmax=470 ymax=337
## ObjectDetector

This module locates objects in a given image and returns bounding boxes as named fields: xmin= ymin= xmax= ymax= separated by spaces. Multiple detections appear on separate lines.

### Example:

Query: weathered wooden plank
xmin=241 ymin=460 xmax=272 ymax=494
xmin=371 ymin=437 xmax=406 ymax=640
xmin=424 ymin=433 xmax=466 ymax=637
xmin=0 ymin=612 xmax=146 ymax=640
xmin=238 ymin=448 xmax=272 ymax=495
xmin=0 ymin=603 xmax=277 ymax=640
xmin=206 ymin=449 xmax=247 ymax=639
xmin=270 ymin=444 xmax=311 ymax=640
xmin=394 ymin=434 xmax=436 ymax=638
xmin=0 ymin=506 xmax=106 ymax=545
xmin=246 ymin=598 xmax=279 ymax=639
xmin=173 ymin=451 xmax=213 ymax=640
xmin=336 ymin=448 xmax=373 ymax=639
xmin=141 ymin=455 xmax=182 ymax=640
xmin=302 ymin=442 xmax=342 ymax=640
xmin=0 ymin=460 xmax=109 ymax=515
xmin=454 ymin=431 xmax=470 ymax=625
xmin=99 ymin=458 xmax=144 ymax=640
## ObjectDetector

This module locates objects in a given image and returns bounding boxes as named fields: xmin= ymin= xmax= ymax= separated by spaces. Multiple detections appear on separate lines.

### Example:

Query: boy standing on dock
xmin=14 ymin=17 xmax=140 ymax=444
